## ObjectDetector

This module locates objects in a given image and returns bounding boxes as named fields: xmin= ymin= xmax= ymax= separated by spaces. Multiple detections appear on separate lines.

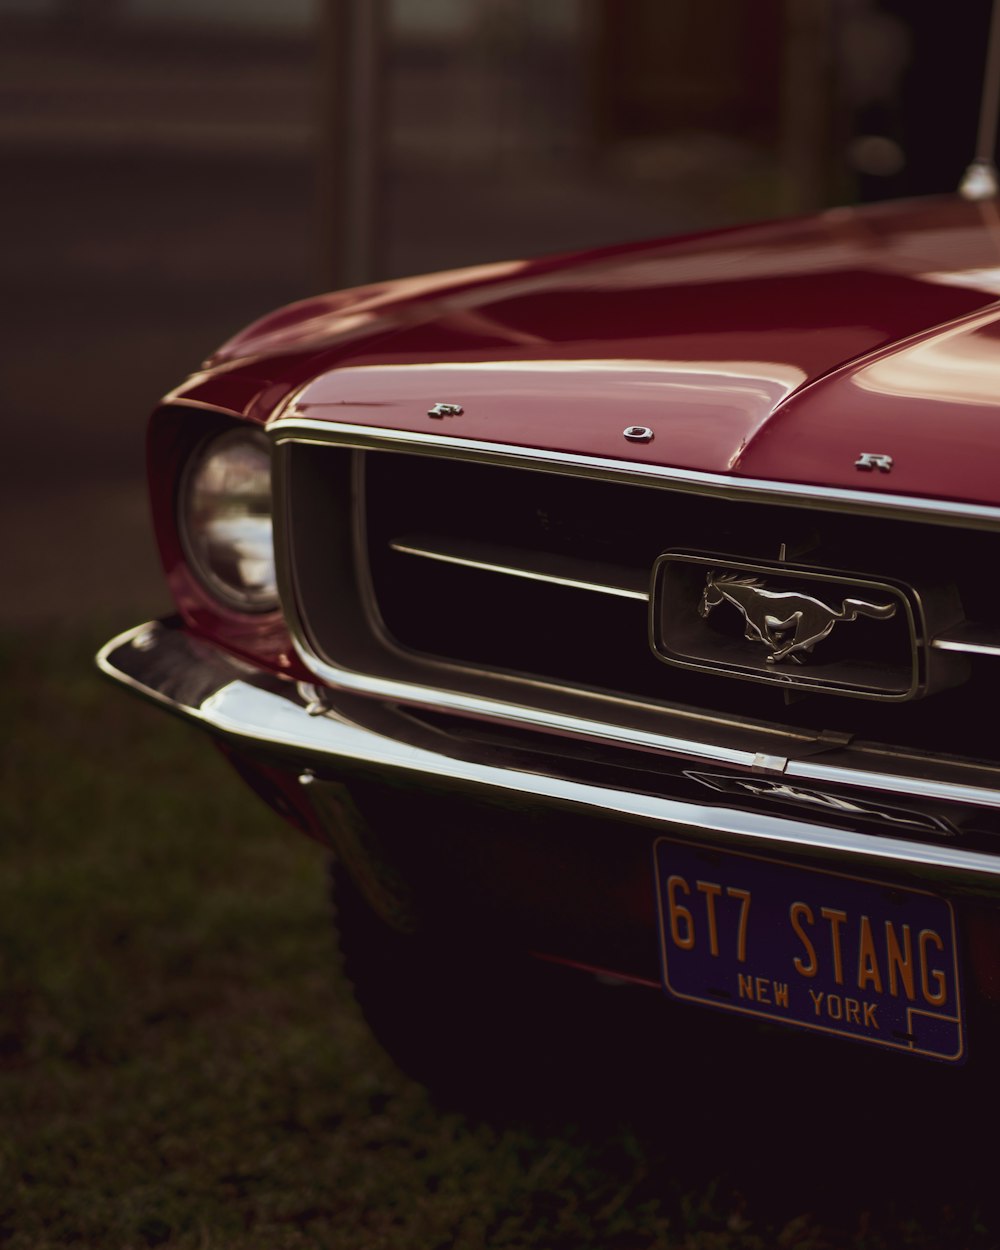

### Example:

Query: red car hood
xmin=203 ymin=197 xmax=1000 ymax=504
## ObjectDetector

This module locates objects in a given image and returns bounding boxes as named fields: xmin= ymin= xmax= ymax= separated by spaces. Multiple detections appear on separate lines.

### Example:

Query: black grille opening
xmin=373 ymin=551 xmax=657 ymax=692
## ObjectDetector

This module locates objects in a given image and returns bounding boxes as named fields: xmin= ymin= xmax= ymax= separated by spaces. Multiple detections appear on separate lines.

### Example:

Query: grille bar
xmin=931 ymin=622 xmax=1000 ymax=656
xmin=390 ymin=534 xmax=650 ymax=601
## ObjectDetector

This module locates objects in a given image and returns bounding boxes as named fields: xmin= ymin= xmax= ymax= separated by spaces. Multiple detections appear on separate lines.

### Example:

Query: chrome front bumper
xmin=96 ymin=619 xmax=1000 ymax=896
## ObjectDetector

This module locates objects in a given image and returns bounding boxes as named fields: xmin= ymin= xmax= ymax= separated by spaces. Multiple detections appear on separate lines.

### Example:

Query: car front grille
xmin=278 ymin=435 xmax=1000 ymax=805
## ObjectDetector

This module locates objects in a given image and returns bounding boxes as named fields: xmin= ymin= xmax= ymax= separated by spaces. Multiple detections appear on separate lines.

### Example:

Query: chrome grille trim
xmin=783 ymin=759 xmax=1000 ymax=808
xmin=269 ymin=418 xmax=1000 ymax=812
xmin=269 ymin=416 xmax=1000 ymax=531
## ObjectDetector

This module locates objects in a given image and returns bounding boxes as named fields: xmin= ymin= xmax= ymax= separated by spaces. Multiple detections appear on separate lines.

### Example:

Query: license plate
xmin=653 ymin=839 xmax=964 ymax=1062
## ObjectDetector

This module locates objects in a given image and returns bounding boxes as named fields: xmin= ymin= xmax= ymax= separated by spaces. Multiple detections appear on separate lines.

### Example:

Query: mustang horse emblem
xmin=698 ymin=572 xmax=897 ymax=664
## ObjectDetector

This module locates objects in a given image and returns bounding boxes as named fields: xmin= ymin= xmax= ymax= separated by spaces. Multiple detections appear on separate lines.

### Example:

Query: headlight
xmin=178 ymin=428 xmax=279 ymax=612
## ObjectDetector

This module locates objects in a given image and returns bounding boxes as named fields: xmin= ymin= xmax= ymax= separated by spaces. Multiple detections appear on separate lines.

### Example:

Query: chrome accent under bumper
xmin=97 ymin=619 xmax=1000 ymax=895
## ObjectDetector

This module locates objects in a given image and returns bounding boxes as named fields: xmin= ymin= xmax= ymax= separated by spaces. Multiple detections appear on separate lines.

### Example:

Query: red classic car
xmin=100 ymin=195 xmax=1000 ymax=1077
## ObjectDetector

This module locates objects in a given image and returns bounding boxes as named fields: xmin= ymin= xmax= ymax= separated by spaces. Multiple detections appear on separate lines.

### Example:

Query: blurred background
xmin=1 ymin=0 xmax=993 ymax=629
xmin=5 ymin=6 xmax=1000 ymax=1244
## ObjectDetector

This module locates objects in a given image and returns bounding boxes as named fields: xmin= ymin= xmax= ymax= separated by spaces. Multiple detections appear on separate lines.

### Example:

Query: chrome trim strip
xmin=934 ymin=640 xmax=1000 ymax=656
xmin=782 ymin=760 xmax=1000 ymax=809
xmin=389 ymin=536 xmax=649 ymax=600
xmin=269 ymin=417 xmax=1000 ymax=531
xmin=97 ymin=620 xmax=1000 ymax=889
xmin=932 ymin=622 xmax=1000 ymax=657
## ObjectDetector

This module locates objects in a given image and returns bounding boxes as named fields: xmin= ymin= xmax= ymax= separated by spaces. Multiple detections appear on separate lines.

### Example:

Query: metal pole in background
xmin=960 ymin=0 xmax=1000 ymax=198
xmin=318 ymin=0 xmax=387 ymax=290
xmin=778 ymin=0 xmax=835 ymax=215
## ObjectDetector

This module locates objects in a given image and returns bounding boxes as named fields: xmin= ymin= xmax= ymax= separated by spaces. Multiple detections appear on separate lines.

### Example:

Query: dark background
xmin=1 ymin=0 xmax=993 ymax=629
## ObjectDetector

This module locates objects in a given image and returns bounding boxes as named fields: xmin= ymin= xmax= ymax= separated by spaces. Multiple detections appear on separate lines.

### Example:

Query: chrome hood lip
xmin=267 ymin=415 xmax=1000 ymax=531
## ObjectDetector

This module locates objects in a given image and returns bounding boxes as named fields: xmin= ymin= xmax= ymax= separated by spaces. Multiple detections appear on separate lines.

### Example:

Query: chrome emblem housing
xmin=697 ymin=571 xmax=897 ymax=664
xmin=427 ymin=402 xmax=464 ymax=418
xmin=648 ymin=550 xmax=941 ymax=701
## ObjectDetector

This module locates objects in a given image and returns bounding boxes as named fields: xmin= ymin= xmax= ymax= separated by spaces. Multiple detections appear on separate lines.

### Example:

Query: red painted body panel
xmin=171 ymin=196 xmax=1000 ymax=506
xmin=735 ymin=303 xmax=1000 ymax=501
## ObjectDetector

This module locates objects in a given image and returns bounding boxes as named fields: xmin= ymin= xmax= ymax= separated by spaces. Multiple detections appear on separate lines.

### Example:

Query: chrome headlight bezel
xmin=177 ymin=427 xmax=280 ymax=614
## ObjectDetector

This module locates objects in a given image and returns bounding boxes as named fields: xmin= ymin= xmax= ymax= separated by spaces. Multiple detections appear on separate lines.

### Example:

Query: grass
xmin=2 ymin=624 xmax=999 ymax=1248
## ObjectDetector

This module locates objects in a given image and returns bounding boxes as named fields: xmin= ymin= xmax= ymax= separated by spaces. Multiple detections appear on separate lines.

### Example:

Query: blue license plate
xmin=653 ymin=839 xmax=964 ymax=1062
